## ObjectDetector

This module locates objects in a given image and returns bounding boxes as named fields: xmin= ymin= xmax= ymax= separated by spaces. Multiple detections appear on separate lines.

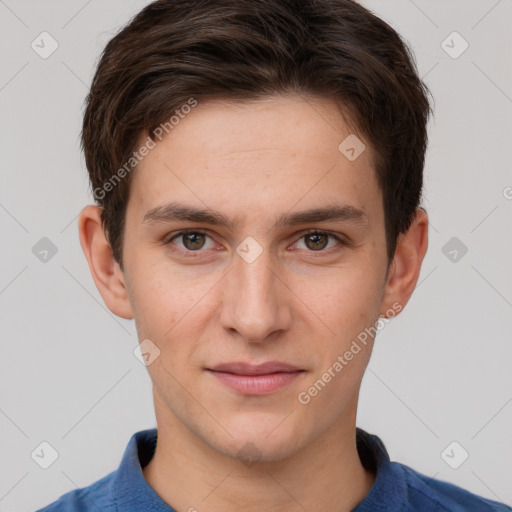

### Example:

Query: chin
xmin=207 ymin=417 xmax=308 ymax=465
xmin=220 ymin=436 xmax=301 ymax=465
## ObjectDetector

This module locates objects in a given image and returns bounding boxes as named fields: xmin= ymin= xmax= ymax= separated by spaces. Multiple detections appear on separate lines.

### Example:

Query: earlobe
xmin=380 ymin=208 xmax=429 ymax=316
xmin=78 ymin=205 xmax=134 ymax=320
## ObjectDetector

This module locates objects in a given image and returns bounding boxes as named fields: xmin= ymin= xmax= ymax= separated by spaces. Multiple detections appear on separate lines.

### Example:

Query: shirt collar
xmin=113 ymin=428 xmax=175 ymax=511
xmin=112 ymin=427 xmax=404 ymax=512
xmin=353 ymin=427 xmax=407 ymax=511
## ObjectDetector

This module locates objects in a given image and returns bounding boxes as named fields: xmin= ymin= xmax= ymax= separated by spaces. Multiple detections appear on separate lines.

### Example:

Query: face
xmin=108 ymin=95 xmax=401 ymax=461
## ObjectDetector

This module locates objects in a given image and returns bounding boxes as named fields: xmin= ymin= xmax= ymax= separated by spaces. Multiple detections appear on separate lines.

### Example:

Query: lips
xmin=207 ymin=361 xmax=305 ymax=395
xmin=208 ymin=361 xmax=302 ymax=375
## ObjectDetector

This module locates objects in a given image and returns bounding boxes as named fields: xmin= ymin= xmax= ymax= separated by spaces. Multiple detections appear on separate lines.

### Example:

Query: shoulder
xmin=355 ymin=428 xmax=511 ymax=512
xmin=396 ymin=462 xmax=512 ymax=512
xmin=35 ymin=428 xmax=159 ymax=512
xmin=35 ymin=471 xmax=116 ymax=512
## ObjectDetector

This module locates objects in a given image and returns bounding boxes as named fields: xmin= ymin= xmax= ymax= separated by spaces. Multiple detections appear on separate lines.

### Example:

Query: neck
xmin=143 ymin=395 xmax=375 ymax=512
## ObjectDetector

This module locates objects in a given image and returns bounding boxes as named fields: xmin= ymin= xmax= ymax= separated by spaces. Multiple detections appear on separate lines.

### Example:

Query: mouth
xmin=206 ymin=361 xmax=305 ymax=395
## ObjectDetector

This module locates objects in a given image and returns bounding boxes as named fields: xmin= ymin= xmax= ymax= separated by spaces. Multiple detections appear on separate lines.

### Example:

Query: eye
xmin=167 ymin=230 xmax=216 ymax=252
xmin=294 ymin=230 xmax=343 ymax=251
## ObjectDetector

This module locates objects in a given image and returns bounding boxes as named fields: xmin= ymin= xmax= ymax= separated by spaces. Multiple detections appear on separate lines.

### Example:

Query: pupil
xmin=307 ymin=234 xmax=327 ymax=250
xmin=184 ymin=233 xmax=204 ymax=250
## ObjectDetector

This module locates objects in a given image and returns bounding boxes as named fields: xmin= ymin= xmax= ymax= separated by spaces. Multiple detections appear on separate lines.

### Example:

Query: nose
xmin=219 ymin=246 xmax=293 ymax=343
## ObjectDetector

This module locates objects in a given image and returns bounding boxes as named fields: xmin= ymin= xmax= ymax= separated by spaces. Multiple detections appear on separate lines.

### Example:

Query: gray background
xmin=1 ymin=0 xmax=511 ymax=510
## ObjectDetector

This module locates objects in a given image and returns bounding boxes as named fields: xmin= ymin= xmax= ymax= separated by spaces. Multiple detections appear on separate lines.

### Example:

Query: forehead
xmin=128 ymin=94 xmax=380 ymax=224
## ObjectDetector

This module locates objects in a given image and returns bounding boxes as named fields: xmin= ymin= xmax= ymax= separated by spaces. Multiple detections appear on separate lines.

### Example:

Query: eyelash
xmin=164 ymin=229 xmax=346 ymax=257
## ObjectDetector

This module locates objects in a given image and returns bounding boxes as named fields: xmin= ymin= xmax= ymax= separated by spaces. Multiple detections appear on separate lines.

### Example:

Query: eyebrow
xmin=142 ymin=201 xmax=368 ymax=230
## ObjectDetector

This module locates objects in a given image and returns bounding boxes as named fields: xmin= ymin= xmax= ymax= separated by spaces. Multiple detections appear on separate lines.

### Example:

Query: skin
xmin=78 ymin=94 xmax=428 ymax=512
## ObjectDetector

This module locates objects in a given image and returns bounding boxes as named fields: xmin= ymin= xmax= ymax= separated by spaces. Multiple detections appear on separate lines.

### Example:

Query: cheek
xmin=296 ymin=324 xmax=373 ymax=428
xmin=298 ymin=265 xmax=384 ymax=342
xmin=132 ymin=279 xmax=219 ymax=373
xmin=128 ymin=260 xmax=204 ymax=333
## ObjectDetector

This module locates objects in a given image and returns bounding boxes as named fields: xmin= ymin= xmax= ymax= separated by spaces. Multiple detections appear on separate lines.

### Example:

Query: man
xmin=37 ymin=0 xmax=511 ymax=510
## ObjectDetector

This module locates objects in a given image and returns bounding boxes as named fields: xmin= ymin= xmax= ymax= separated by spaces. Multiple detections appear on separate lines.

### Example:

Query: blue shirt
xmin=36 ymin=428 xmax=511 ymax=512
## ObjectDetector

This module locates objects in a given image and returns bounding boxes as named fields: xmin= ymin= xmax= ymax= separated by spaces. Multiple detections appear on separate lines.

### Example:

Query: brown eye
xmin=168 ymin=230 xmax=215 ymax=252
xmin=304 ymin=233 xmax=329 ymax=251
xmin=181 ymin=232 xmax=206 ymax=250
xmin=293 ymin=231 xmax=343 ymax=252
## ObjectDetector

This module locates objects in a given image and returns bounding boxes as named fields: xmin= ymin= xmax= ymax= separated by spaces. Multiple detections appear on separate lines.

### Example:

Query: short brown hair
xmin=82 ymin=0 xmax=433 ymax=270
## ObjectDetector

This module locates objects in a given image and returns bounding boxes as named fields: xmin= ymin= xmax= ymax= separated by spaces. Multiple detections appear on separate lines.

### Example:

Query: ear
xmin=78 ymin=205 xmax=134 ymax=320
xmin=380 ymin=208 xmax=429 ymax=317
